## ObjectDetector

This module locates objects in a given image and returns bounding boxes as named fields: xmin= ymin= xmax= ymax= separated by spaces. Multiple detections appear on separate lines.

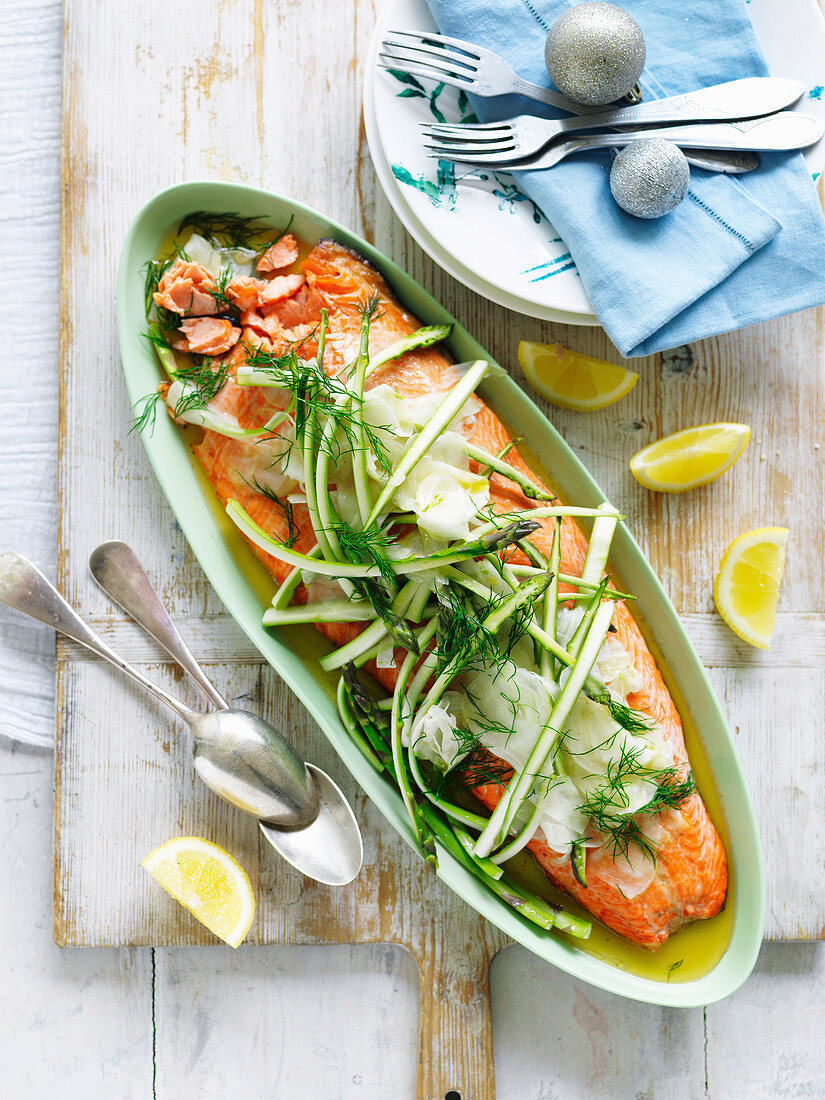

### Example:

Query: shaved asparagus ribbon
xmin=235 ymin=324 xmax=452 ymax=388
xmin=227 ymin=499 xmax=615 ymax=581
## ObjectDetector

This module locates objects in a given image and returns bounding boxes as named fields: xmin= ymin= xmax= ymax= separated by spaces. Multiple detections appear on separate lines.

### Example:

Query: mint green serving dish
xmin=117 ymin=181 xmax=763 ymax=1006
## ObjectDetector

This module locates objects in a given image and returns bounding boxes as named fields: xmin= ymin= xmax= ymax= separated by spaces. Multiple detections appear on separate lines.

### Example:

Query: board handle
xmin=413 ymin=934 xmax=499 ymax=1100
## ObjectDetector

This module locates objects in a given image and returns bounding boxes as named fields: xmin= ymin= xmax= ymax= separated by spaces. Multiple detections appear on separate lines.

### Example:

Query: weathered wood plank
xmin=706 ymin=942 xmax=825 ymax=1098
xmin=53 ymin=610 xmax=825 ymax=669
xmin=705 ymin=666 xmax=825 ymax=943
xmin=0 ymin=740 xmax=153 ymax=1098
xmin=55 ymin=655 xmax=507 ymax=1097
xmin=153 ymin=944 xmax=419 ymax=1099
xmin=493 ymin=940 xmax=825 ymax=1100
xmin=491 ymin=945 xmax=707 ymax=1100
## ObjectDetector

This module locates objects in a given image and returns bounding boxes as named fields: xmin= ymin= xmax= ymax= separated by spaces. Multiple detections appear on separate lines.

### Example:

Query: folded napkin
xmin=426 ymin=0 xmax=825 ymax=357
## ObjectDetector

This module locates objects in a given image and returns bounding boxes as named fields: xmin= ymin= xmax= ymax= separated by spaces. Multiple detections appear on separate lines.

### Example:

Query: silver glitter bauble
xmin=609 ymin=139 xmax=691 ymax=219
xmin=545 ymin=2 xmax=646 ymax=106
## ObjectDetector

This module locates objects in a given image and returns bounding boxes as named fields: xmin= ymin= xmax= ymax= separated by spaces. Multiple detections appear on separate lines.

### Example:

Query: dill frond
xmin=129 ymin=390 xmax=163 ymax=435
xmin=144 ymin=327 xmax=176 ymax=353
xmin=334 ymin=522 xmax=418 ymax=653
xmin=143 ymin=257 xmax=179 ymax=330
xmin=435 ymin=583 xmax=500 ymax=674
xmin=176 ymin=210 xmax=279 ymax=250
xmin=242 ymin=477 xmax=299 ymax=547
xmin=606 ymin=699 xmax=654 ymax=734
xmin=170 ymin=358 xmax=230 ymax=417
xmin=589 ymin=693 xmax=654 ymax=734
xmin=501 ymin=594 xmax=534 ymax=658
xmin=130 ymin=355 xmax=231 ymax=436
xmin=578 ymin=742 xmax=696 ymax=863
xmin=239 ymin=343 xmax=395 ymax=474
xmin=357 ymin=292 xmax=383 ymax=322
xmin=445 ymin=744 xmax=513 ymax=791
xmin=334 ymin=522 xmax=396 ymax=586
xmin=207 ymin=267 xmax=237 ymax=314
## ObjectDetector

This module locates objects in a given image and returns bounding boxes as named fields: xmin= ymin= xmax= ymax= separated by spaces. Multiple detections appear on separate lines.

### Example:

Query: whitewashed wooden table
xmin=1 ymin=1 xmax=824 ymax=1097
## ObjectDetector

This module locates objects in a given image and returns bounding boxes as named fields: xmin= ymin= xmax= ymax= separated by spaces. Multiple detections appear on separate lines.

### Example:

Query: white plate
xmin=364 ymin=0 xmax=825 ymax=326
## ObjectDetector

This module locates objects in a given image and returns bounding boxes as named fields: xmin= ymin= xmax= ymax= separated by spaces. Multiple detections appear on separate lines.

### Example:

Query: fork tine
xmin=380 ymin=56 xmax=475 ymax=87
xmin=381 ymin=35 xmax=478 ymax=72
xmin=420 ymin=135 xmax=517 ymax=152
xmin=379 ymin=44 xmax=474 ymax=78
xmin=423 ymin=120 xmax=515 ymax=134
xmin=425 ymin=151 xmax=490 ymax=166
xmin=378 ymin=51 xmax=474 ymax=85
xmin=422 ymin=124 xmax=519 ymax=141
xmin=426 ymin=134 xmax=517 ymax=151
xmin=386 ymin=28 xmax=482 ymax=59
xmin=422 ymin=141 xmax=518 ymax=158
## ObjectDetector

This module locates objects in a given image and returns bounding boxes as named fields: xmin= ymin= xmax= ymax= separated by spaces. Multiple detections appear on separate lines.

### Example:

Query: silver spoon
xmin=87 ymin=542 xmax=363 ymax=887
xmin=0 ymin=550 xmax=363 ymax=886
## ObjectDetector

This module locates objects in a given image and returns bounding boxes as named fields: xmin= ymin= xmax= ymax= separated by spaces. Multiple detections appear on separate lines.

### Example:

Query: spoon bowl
xmin=191 ymin=706 xmax=319 ymax=827
xmin=261 ymin=765 xmax=363 ymax=886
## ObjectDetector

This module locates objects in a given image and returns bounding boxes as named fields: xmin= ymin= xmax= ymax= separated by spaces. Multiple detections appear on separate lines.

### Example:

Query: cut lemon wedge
xmin=629 ymin=423 xmax=750 ymax=493
xmin=518 ymin=340 xmax=639 ymax=411
xmin=142 ymin=837 xmax=255 ymax=948
xmin=714 ymin=527 xmax=789 ymax=649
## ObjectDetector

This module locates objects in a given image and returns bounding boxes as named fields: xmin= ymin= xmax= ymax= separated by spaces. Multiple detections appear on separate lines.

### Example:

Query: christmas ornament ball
xmin=545 ymin=2 xmax=646 ymax=107
xmin=609 ymin=139 xmax=691 ymax=219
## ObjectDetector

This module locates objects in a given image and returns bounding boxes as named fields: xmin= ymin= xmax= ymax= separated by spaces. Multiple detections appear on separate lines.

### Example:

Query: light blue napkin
xmin=425 ymin=0 xmax=825 ymax=357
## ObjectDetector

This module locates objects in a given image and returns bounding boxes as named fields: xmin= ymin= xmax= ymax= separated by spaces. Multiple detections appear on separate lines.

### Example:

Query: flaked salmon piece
xmin=205 ymin=370 xmax=291 ymax=430
xmin=283 ymin=322 xmax=318 ymax=345
xmin=221 ymin=329 xmax=281 ymax=377
xmin=178 ymin=317 xmax=241 ymax=355
xmin=227 ymin=276 xmax=266 ymax=312
xmin=186 ymin=236 xmax=727 ymax=949
xmin=260 ymin=274 xmax=306 ymax=311
xmin=154 ymin=259 xmax=218 ymax=317
xmin=168 ymin=332 xmax=191 ymax=353
xmin=266 ymin=283 xmax=326 ymax=331
xmin=257 ymin=232 xmax=300 ymax=273
xmin=240 ymin=310 xmax=287 ymax=346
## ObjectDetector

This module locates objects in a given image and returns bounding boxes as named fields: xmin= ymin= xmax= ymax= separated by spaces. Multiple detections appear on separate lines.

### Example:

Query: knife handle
xmin=608 ymin=111 xmax=824 ymax=152
xmin=562 ymin=77 xmax=805 ymax=133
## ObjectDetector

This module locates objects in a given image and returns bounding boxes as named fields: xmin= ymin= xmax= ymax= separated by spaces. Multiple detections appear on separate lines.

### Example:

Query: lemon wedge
xmin=714 ymin=527 xmax=789 ymax=649
xmin=142 ymin=836 xmax=255 ymax=948
xmin=629 ymin=423 xmax=750 ymax=493
xmin=518 ymin=340 xmax=639 ymax=411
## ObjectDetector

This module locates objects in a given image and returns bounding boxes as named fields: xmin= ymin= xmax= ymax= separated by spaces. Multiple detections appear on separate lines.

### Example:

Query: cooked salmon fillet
xmin=181 ymin=237 xmax=727 ymax=948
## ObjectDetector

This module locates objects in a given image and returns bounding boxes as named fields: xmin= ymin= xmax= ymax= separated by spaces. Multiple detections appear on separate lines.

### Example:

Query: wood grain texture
xmin=57 ymin=0 xmax=825 ymax=936
xmin=492 ymin=939 xmax=825 ymax=1100
xmin=54 ymin=656 xmax=507 ymax=1098
xmin=50 ymin=0 xmax=825 ymax=1095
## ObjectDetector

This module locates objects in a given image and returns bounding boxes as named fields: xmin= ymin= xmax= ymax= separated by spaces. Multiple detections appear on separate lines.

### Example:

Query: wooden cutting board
xmin=56 ymin=0 xmax=825 ymax=1096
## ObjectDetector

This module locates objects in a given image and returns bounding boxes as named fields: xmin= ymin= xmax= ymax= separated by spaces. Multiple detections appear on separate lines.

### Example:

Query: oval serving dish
xmin=117 ymin=180 xmax=764 ymax=1006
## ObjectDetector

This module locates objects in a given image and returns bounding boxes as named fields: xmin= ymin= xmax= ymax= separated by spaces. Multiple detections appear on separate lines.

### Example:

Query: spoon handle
xmin=89 ymin=541 xmax=228 ymax=711
xmin=0 ymin=552 xmax=197 ymax=722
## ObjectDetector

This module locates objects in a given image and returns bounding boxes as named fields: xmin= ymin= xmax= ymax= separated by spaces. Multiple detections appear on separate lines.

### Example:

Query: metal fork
xmin=378 ymin=28 xmax=602 ymax=114
xmin=378 ymin=32 xmax=801 ymax=174
xmin=422 ymin=77 xmax=806 ymax=165
xmin=427 ymin=113 xmax=825 ymax=173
